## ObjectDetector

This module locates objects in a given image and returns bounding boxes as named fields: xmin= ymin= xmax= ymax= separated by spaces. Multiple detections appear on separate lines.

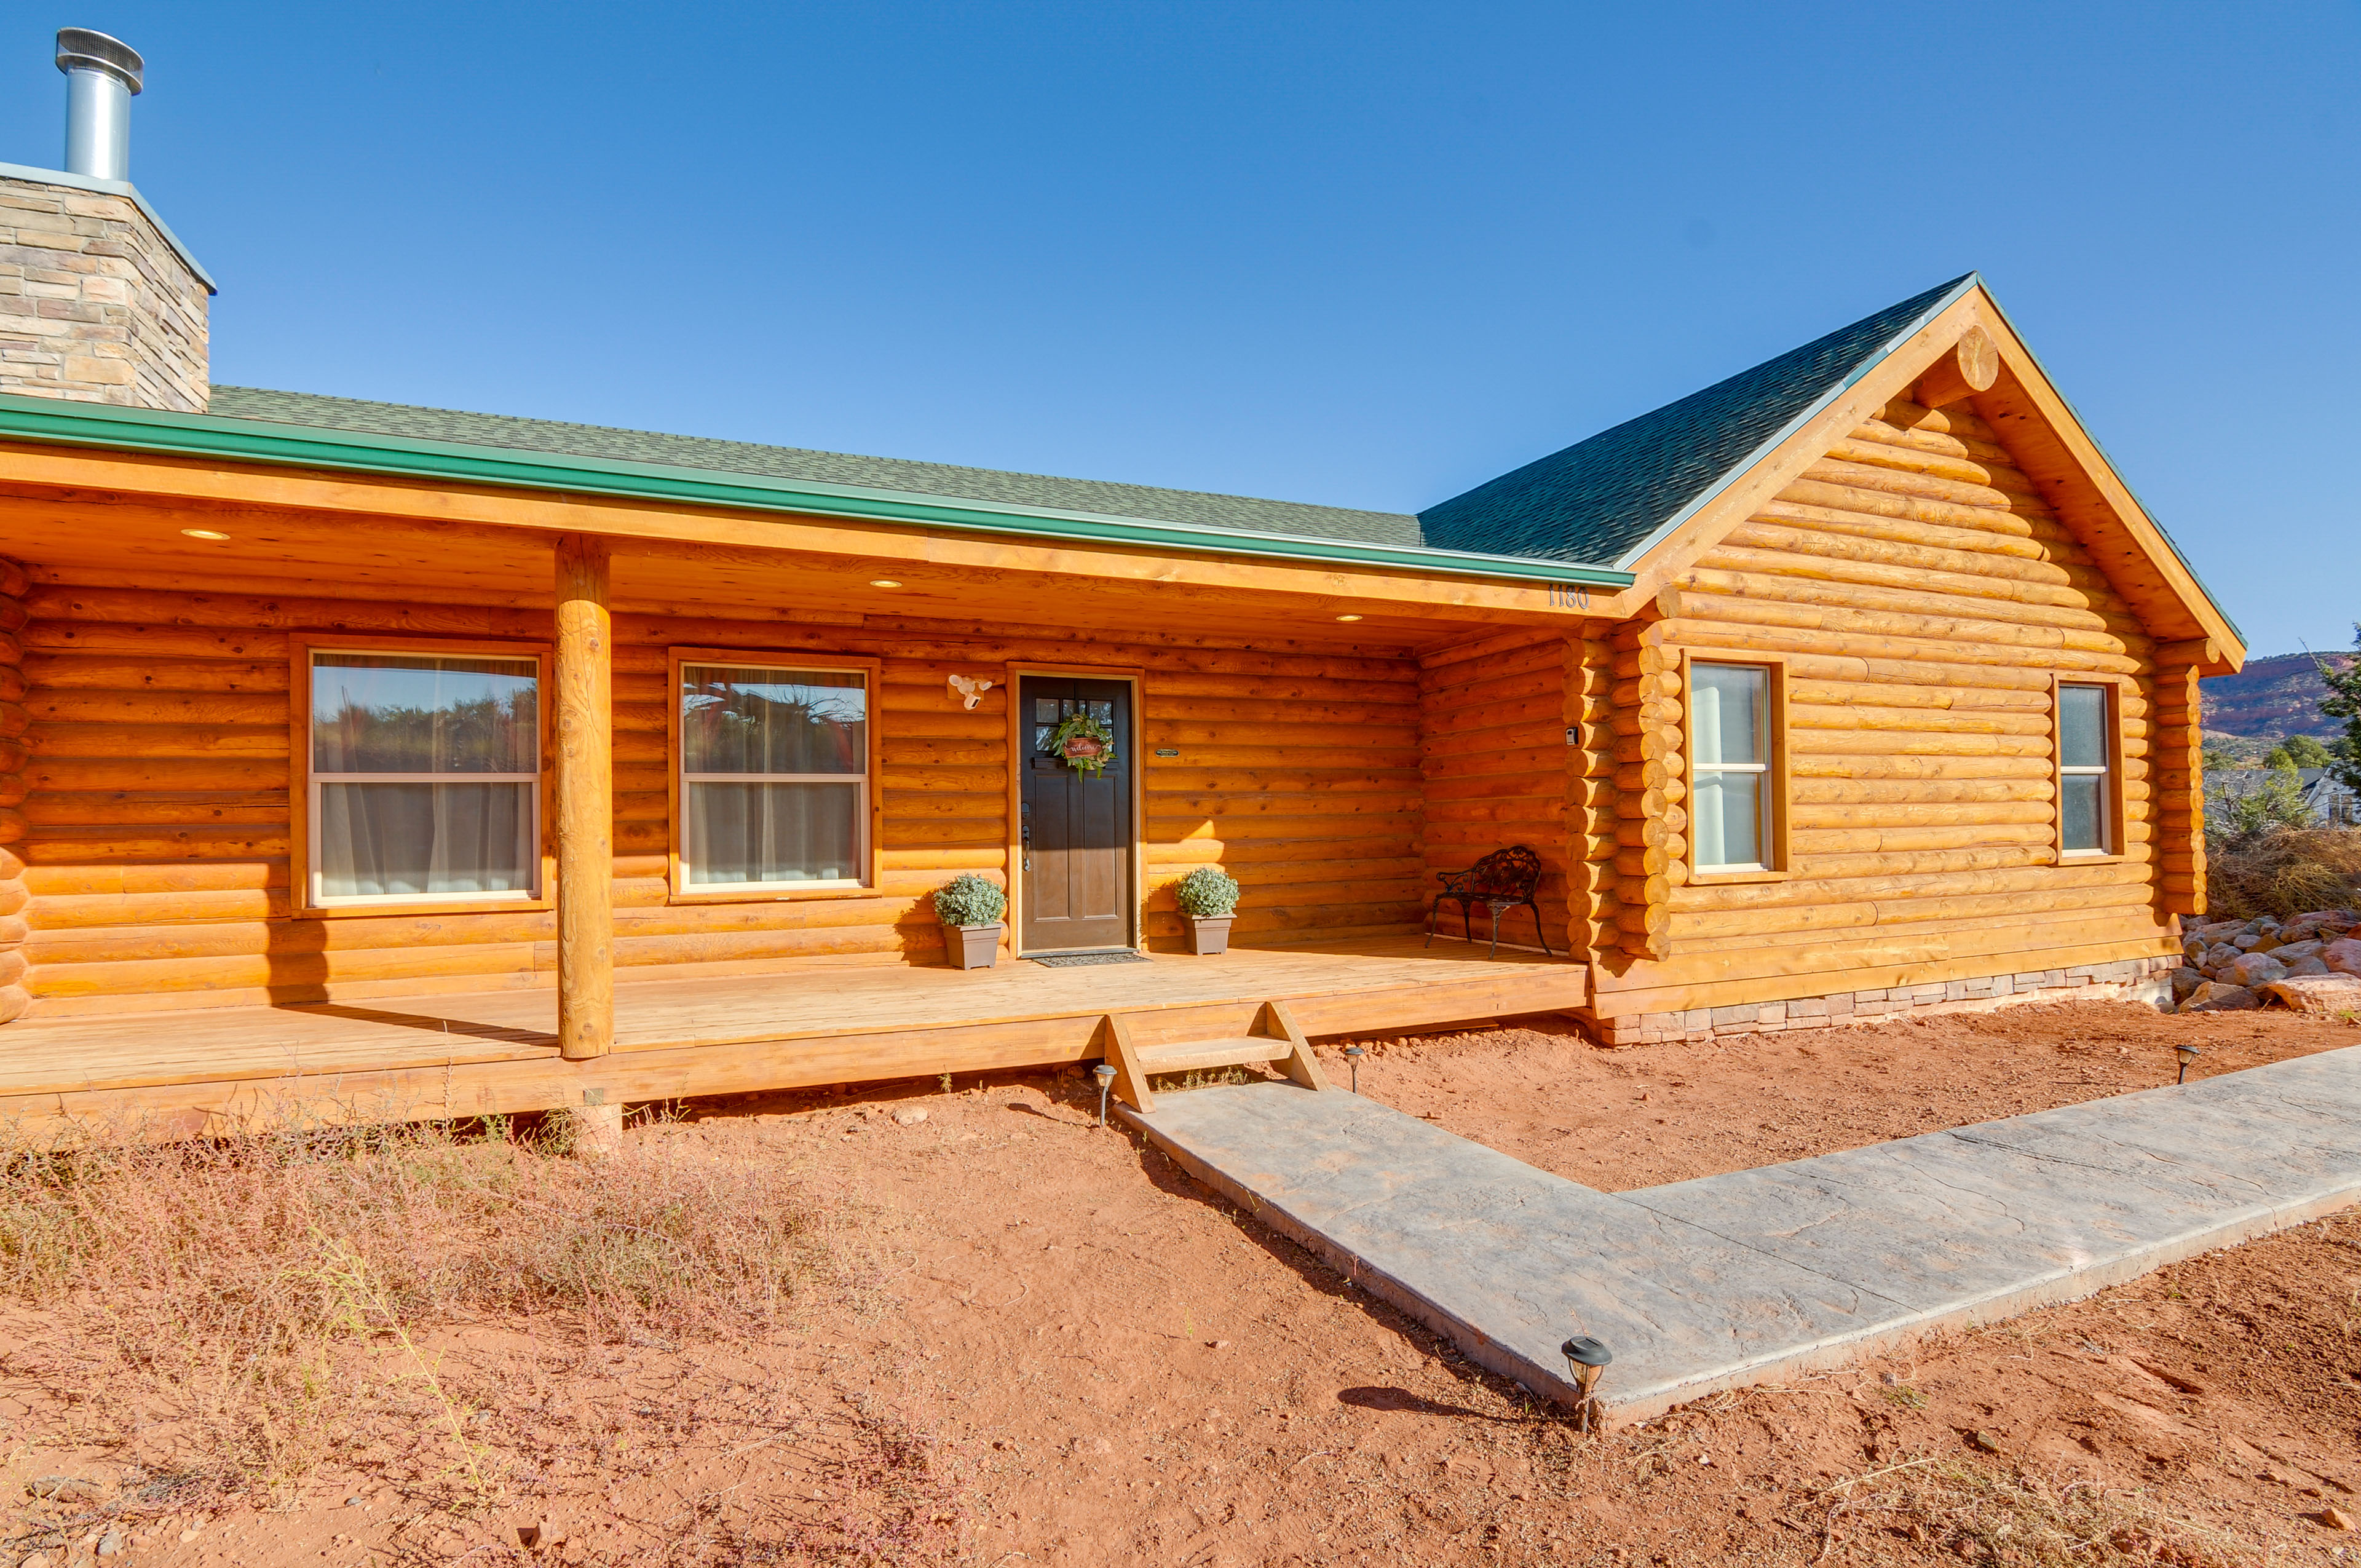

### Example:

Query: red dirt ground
xmin=2 ymin=1001 xmax=2355 ymax=1566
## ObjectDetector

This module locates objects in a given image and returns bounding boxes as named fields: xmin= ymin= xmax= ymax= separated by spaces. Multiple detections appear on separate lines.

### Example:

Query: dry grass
xmin=1813 ymin=1457 xmax=2261 ymax=1566
xmin=0 ymin=1114 xmax=822 ymax=1491
xmin=2204 ymin=823 xmax=2361 ymax=920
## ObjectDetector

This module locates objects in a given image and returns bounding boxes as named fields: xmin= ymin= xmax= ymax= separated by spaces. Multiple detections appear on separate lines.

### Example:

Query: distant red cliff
xmin=2202 ymin=651 xmax=2352 ymax=740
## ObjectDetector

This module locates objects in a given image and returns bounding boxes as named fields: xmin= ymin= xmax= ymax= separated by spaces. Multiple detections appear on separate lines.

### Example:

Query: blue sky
xmin=4 ymin=3 xmax=2355 ymax=655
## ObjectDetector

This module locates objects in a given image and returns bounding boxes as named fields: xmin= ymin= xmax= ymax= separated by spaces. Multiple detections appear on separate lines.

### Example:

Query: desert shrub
xmin=2204 ymin=823 xmax=2361 ymax=920
xmin=2210 ymin=763 xmax=2311 ymax=839
xmin=1171 ymin=865 xmax=1241 ymax=918
xmin=932 ymin=872 xmax=1006 ymax=926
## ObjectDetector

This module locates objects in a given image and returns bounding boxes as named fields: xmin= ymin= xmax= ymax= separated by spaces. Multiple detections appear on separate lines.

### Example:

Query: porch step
xmin=1135 ymin=1036 xmax=1289 ymax=1074
xmin=1101 ymin=1000 xmax=1332 ymax=1115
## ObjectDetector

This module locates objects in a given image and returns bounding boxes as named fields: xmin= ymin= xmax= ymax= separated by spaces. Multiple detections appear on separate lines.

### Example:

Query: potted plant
xmin=933 ymin=873 xmax=1006 ymax=970
xmin=1173 ymin=866 xmax=1240 ymax=956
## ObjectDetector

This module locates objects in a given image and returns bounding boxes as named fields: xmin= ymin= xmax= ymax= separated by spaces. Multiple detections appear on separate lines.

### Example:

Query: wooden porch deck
xmin=0 ymin=937 xmax=1587 ymax=1140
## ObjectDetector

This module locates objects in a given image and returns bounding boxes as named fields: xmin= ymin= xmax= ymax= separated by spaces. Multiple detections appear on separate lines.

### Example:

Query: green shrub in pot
xmin=1174 ymin=867 xmax=1240 ymax=953
xmin=934 ymin=873 xmax=1008 ymax=927
xmin=935 ymin=874 xmax=1007 ymax=968
xmin=1173 ymin=866 xmax=1240 ymax=919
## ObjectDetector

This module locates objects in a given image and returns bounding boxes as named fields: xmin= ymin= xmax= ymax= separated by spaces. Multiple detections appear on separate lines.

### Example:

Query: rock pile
xmin=2172 ymin=908 xmax=2361 ymax=1014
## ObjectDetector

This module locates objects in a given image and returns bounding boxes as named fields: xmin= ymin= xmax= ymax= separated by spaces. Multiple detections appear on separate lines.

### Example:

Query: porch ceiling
xmin=0 ymin=472 xmax=1570 ymax=652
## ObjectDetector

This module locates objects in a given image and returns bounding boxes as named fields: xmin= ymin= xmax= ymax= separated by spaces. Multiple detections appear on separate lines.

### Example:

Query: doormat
xmin=1028 ymin=951 xmax=1154 ymax=967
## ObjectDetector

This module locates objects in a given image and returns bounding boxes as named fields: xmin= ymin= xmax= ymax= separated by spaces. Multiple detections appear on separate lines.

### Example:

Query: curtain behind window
xmin=681 ymin=665 xmax=867 ymax=886
xmin=312 ymin=654 xmax=539 ymax=900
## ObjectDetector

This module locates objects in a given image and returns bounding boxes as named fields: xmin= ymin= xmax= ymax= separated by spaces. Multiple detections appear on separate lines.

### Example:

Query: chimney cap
xmin=56 ymin=28 xmax=142 ymax=94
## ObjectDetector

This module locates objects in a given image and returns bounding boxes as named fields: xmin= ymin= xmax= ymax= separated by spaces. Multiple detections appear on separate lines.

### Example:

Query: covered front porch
xmin=0 ymin=935 xmax=1588 ymax=1141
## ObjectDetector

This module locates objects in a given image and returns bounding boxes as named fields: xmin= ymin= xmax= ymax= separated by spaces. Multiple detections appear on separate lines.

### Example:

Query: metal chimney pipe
xmin=56 ymin=28 xmax=144 ymax=183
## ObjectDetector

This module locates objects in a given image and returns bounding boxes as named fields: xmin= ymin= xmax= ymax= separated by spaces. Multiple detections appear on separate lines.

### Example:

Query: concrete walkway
xmin=1120 ymin=1048 xmax=2361 ymax=1422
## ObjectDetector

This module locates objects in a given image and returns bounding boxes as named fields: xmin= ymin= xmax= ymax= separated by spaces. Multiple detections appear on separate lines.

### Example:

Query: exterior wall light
xmin=869 ymin=579 xmax=902 ymax=588
xmin=1334 ymin=614 xmax=1363 ymax=622
xmin=180 ymin=528 xmax=229 ymax=540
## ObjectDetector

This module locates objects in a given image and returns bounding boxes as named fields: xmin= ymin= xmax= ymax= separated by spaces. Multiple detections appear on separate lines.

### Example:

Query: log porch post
xmin=555 ymin=534 xmax=614 ymax=1063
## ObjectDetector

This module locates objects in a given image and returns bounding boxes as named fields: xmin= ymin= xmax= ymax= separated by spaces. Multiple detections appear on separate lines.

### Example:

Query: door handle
xmin=1020 ymin=801 xmax=1032 ymax=873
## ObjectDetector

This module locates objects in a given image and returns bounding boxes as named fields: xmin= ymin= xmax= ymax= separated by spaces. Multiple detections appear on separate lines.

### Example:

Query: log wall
xmin=0 ymin=556 xmax=27 ymax=1023
xmin=14 ymin=576 xmax=1424 ymax=1016
xmin=1418 ymin=631 xmax=1575 ymax=952
xmin=1592 ymin=397 xmax=2179 ymax=1024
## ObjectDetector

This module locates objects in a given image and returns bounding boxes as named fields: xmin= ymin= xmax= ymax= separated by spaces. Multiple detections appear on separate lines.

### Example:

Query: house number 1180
xmin=1548 ymin=584 xmax=1591 ymax=610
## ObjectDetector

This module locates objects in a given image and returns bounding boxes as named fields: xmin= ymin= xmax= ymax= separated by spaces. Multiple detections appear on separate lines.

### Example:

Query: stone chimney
xmin=0 ymin=28 xmax=213 ymax=413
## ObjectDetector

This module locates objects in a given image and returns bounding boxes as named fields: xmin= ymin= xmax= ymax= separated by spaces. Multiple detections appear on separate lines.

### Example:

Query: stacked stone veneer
xmin=0 ymin=174 xmax=207 ymax=411
xmin=1594 ymin=956 xmax=2180 ymax=1046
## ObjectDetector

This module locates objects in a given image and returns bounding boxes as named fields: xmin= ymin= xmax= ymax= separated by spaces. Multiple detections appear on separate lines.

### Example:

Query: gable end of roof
xmin=1415 ymin=274 xmax=1977 ymax=566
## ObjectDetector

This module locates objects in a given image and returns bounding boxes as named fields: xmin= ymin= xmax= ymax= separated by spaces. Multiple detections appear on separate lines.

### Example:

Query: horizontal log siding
xmin=1419 ymin=632 xmax=1572 ymax=954
xmin=15 ymin=579 xmax=1422 ymax=1015
xmin=1598 ymin=400 xmax=2176 ymax=1018
xmin=0 ymin=556 xmax=26 ymax=1023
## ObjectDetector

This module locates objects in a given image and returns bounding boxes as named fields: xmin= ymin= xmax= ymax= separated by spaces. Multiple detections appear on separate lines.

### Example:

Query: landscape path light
xmin=1343 ymin=1044 xmax=1366 ymax=1095
xmin=2176 ymin=1043 xmax=2201 ymax=1085
xmin=1561 ymin=1336 xmax=1612 ymax=1433
xmin=1093 ymin=1063 xmax=1117 ymax=1126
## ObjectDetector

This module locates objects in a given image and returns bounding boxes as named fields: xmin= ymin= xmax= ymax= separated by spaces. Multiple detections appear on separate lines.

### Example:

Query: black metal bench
xmin=1425 ymin=844 xmax=1551 ymax=957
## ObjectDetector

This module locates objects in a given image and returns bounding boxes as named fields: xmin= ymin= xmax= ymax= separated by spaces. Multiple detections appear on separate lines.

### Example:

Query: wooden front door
xmin=1019 ymin=675 xmax=1134 ymax=953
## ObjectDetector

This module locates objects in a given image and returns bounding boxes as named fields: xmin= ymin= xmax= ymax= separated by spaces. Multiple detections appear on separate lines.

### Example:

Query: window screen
xmin=1691 ymin=662 xmax=1773 ymax=870
xmin=309 ymin=652 xmax=539 ymax=903
xmin=2058 ymin=683 xmax=2112 ymax=854
xmin=679 ymin=664 xmax=869 ymax=888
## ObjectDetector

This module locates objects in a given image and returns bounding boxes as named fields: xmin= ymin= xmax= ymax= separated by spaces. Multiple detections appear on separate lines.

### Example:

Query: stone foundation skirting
xmin=1592 ymin=956 xmax=2180 ymax=1047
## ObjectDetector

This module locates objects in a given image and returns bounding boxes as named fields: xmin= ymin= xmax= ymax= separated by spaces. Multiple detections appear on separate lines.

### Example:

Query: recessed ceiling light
xmin=869 ymin=579 xmax=902 ymax=588
xmin=180 ymin=528 xmax=230 ymax=540
xmin=1335 ymin=613 xmax=1363 ymax=622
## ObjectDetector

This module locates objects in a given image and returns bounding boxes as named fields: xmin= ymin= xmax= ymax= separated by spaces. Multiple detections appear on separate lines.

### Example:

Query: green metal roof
xmin=1419 ymin=275 xmax=1977 ymax=566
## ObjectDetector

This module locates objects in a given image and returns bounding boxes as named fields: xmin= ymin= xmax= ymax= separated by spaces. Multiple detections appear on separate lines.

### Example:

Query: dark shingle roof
xmin=204 ymin=276 xmax=1975 ymax=572
xmin=205 ymin=387 xmax=1424 ymax=549
xmin=1417 ymin=275 xmax=1977 ymax=567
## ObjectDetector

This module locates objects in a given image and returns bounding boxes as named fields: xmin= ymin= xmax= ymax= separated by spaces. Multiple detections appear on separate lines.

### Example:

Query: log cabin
xmin=0 ymin=49 xmax=2244 ymax=1135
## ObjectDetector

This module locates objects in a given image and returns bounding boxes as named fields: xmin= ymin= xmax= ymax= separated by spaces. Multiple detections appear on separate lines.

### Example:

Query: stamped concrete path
xmin=1119 ymin=1047 xmax=2361 ymax=1422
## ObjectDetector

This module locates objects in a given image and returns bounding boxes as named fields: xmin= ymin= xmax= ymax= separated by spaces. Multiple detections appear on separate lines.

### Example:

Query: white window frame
xmin=304 ymin=646 xmax=544 ymax=910
xmin=1681 ymin=656 xmax=1785 ymax=883
xmin=674 ymin=657 xmax=876 ymax=895
xmin=1699 ymin=656 xmax=1775 ymax=873
xmin=2055 ymin=679 xmax=2118 ymax=858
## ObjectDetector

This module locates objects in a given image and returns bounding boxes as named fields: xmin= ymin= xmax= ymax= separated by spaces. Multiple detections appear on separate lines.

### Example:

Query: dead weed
xmin=0 ymin=1114 xmax=826 ymax=1491
xmin=2204 ymin=823 xmax=2361 ymax=920
xmin=1813 ymin=1456 xmax=2260 ymax=1566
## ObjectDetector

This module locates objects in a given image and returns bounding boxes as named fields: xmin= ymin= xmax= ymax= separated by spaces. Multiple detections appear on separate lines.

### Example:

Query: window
xmin=678 ymin=661 xmax=871 ymax=890
xmin=308 ymin=651 xmax=540 ymax=905
xmin=1691 ymin=661 xmax=1776 ymax=872
xmin=2057 ymin=681 xmax=2115 ymax=855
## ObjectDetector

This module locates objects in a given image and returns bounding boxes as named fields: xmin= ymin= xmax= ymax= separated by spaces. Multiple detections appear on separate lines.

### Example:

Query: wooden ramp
xmin=0 ymin=936 xmax=1583 ymax=1142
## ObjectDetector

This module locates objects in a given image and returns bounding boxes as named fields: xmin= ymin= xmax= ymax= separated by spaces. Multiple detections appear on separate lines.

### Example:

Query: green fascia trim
xmin=0 ymin=394 xmax=1632 ymax=590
